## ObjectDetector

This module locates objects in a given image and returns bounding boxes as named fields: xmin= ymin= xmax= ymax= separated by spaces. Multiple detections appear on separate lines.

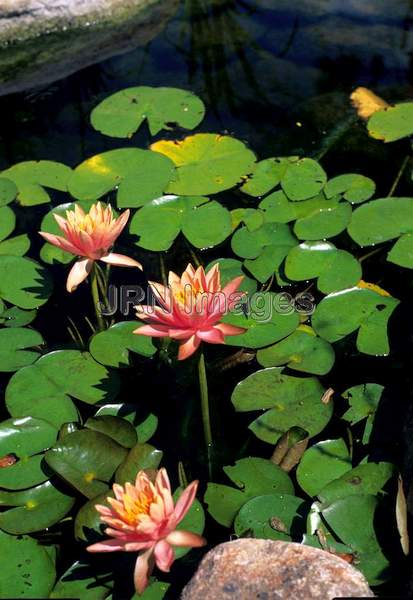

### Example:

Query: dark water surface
xmin=1 ymin=0 xmax=413 ymax=595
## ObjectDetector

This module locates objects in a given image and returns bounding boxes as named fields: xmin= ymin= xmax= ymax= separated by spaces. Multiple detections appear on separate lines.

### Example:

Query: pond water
xmin=1 ymin=0 xmax=413 ymax=597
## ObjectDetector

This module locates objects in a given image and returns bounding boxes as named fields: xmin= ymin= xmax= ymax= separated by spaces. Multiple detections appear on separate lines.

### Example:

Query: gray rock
xmin=0 ymin=0 xmax=179 ymax=95
xmin=181 ymin=539 xmax=374 ymax=600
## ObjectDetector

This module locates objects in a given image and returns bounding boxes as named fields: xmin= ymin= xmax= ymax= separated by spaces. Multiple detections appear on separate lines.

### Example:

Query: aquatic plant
xmin=0 ymin=85 xmax=410 ymax=597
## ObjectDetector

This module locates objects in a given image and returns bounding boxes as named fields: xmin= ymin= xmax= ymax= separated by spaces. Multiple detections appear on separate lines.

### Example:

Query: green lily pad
xmin=0 ymin=530 xmax=56 ymax=598
xmin=321 ymin=494 xmax=390 ymax=585
xmin=85 ymin=416 xmax=137 ymax=448
xmin=0 ymin=160 xmax=72 ymax=206
xmin=257 ymin=326 xmax=335 ymax=375
xmin=293 ymin=202 xmax=352 ymax=240
xmin=151 ymin=133 xmax=256 ymax=196
xmin=0 ymin=327 xmax=43 ymax=372
xmin=231 ymin=222 xmax=297 ymax=283
xmin=0 ymin=305 xmax=37 ymax=328
xmin=0 ymin=205 xmax=15 ymax=240
xmin=50 ymin=559 xmax=113 ymax=599
xmin=0 ymin=205 xmax=30 ymax=256
xmin=367 ymin=101 xmax=413 ymax=142
xmin=324 ymin=174 xmax=375 ymax=204
xmin=74 ymin=489 xmax=112 ymax=542
xmin=296 ymin=439 xmax=351 ymax=497
xmin=312 ymin=286 xmax=400 ymax=356
xmin=68 ymin=148 xmax=175 ymax=208
xmin=0 ymin=255 xmax=53 ymax=308
xmin=280 ymin=157 xmax=327 ymax=201
xmin=318 ymin=462 xmax=395 ymax=504
xmin=0 ymin=177 xmax=17 ymax=207
xmin=0 ymin=416 xmax=56 ymax=489
xmin=342 ymin=383 xmax=383 ymax=444
xmin=174 ymin=488 xmax=205 ymax=559
xmin=45 ymin=429 xmax=127 ymax=498
xmin=94 ymin=405 xmax=158 ymax=444
xmin=6 ymin=350 xmax=120 ymax=428
xmin=222 ymin=292 xmax=300 ymax=348
xmin=115 ymin=442 xmax=163 ymax=484
xmin=232 ymin=367 xmax=332 ymax=444
xmin=0 ymin=480 xmax=75 ymax=534
xmin=90 ymin=322 xmax=157 ymax=368
xmin=348 ymin=197 xmax=413 ymax=268
xmin=205 ymin=258 xmax=257 ymax=295
xmin=240 ymin=157 xmax=285 ymax=196
xmin=91 ymin=86 xmax=205 ymax=137
xmin=129 ymin=195 xmax=232 ymax=251
xmin=285 ymin=242 xmax=362 ymax=294
xmin=234 ymin=493 xmax=307 ymax=541
xmin=231 ymin=207 xmax=265 ymax=231
xmin=205 ymin=457 xmax=294 ymax=527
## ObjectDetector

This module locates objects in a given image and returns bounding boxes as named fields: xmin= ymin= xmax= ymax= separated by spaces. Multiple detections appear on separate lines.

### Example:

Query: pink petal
xmin=222 ymin=275 xmax=244 ymax=298
xmin=134 ymin=547 xmax=155 ymax=595
xmin=214 ymin=323 xmax=246 ymax=337
xmin=66 ymin=258 xmax=93 ymax=292
xmin=166 ymin=530 xmax=207 ymax=548
xmin=178 ymin=335 xmax=201 ymax=360
xmin=87 ymin=538 xmax=125 ymax=553
xmin=206 ymin=263 xmax=220 ymax=291
xmin=196 ymin=328 xmax=225 ymax=344
xmin=38 ymin=231 xmax=80 ymax=255
xmin=154 ymin=540 xmax=175 ymax=572
xmin=100 ymin=252 xmax=142 ymax=269
xmin=173 ymin=480 xmax=198 ymax=523
xmin=134 ymin=324 xmax=170 ymax=337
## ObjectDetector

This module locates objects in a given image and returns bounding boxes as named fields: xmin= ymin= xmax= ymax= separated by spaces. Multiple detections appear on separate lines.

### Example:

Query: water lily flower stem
xmin=197 ymin=350 xmax=213 ymax=478
xmin=90 ymin=264 xmax=106 ymax=331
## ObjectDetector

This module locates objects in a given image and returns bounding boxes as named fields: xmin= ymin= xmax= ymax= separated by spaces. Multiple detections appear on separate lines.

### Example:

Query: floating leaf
xmin=285 ymin=242 xmax=362 ymax=294
xmin=0 ymin=305 xmax=37 ymax=328
xmin=115 ymin=443 xmax=163 ymax=484
xmin=342 ymin=383 xmax=383 ymax=444
xmin=0 ymin=160 xmax=72 ymax=206
xmin=95 ymin=404 xmax=158 ymax=444
xmin=293 ymin=202 xmax=352 ymax=240
xmin=0 ymin=416 xmax=56 ymax=489
xmin=0 ymin=530 xmax=56 ymax=597
xmin=240 ymin=158 xmax=284 ymax=196
xmin=318 ymin=462 xmax=395 ymax=504
xmin=91 ymin=86 xmax=205 ymax=137
xmin=0 ymin=255 xmax=53 ymax=308
xmin=232 ymin=368 xmax=332 ymax=444
xmin=130 ymin=195 xmax=232 ymax=251
xmin=312 ymin=286 xmax=399 ymax=355
xmin=6 ymin=350 xmax=120 ymax=428
xmin=50 ymin=559 xmax=113 ymax=599
xmin=206 ymin=258 xmax=257 ymax=295
xmin=0 ymin=327 xmax=43 ymax=372
xmin=348 ymin=197 xmax=413 ymax=268
xmin=231 ymin=222 xmax=297 ymax=282
xmin=280 ymin=157 xmax=327 ymax=201
xmin=74 ymin=490 xmax=112 ymax=542
xmin=68 ymin=149 xmax=175 ymax=208
xmin=321 ymin=494 xmax=390 ymax=584
xmin=234 ymin=493 xmax=307 ymax=541
xmin=0 ymin=480 xmax=75 ymax=534
xmin=296 ymin=439 xmax=351 ymax=497
xmin=324 ymin=174 xmax=375 ymax=204
xmin=90 ymin=322 xmax=156 ymax=368
xmin=222 ymin=292 xmax=299 ymax=348
xmin=85 ymin=416 xmax=137 ymax=449
xmin=367 ymin=101 xmax=413 ymax=142
xmin=257 ymin=326 xmax=335 ymax=375
xmin=45 ymin=429 xmax=127 ymax=498
xmin=0 ymin=205 xmax=30 ymax=256
xmin=0 ymin=177 xmax=17 ymax=207
xmin=151 ymin=133 xmax=256 ymax=195
xmin=205 ymin=457 xmax=294 ymax=527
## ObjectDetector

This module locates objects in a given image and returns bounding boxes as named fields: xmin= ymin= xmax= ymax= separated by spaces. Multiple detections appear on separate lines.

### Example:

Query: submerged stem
xmin=197 ymin=350 xmax=213 ymax=477
xmin=90 ymin=264 xmax=106 ymax=331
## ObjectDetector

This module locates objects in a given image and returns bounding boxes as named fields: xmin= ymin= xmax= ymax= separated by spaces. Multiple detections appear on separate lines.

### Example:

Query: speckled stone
xmin=181 ymin=539 xmax=374 ymax=600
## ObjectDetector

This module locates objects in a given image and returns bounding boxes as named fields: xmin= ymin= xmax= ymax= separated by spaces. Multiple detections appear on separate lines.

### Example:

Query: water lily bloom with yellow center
xmin=87 ymin=468 xmax=206 ymax=595
xmin=39 ymin=202 xmax=142 ymax=292
xmin=134 ymin=263 xmax=246 ymax=360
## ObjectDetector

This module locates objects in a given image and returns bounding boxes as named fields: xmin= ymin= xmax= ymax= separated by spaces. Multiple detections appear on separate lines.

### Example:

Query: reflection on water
xmin=1 ymin=0 xmax=413 ymax=165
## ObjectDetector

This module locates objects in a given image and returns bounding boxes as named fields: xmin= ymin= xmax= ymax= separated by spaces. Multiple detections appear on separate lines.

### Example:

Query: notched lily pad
xmin=0 ymin=255 xmax=53 ymax=308
xmin=325 ymin=174 xmax=375 ymax=204
xmin=367 ymin=101 xmax=413 ymax=142
xmin=296 ymin=438 xmax=351 ymax=497
xmin=0 ymin=160 xmax=72 ymax=206
xmin=0 ymin=327 xmax=43 ymax=372
xmin=342 ymin=383 xmax=384 ymax=444
xmin=90 ymin=321 xmax=156 ymax=368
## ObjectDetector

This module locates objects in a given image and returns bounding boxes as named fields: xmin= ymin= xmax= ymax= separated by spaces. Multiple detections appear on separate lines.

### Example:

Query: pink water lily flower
xmin=39 ymin=202 xmax=142 ymax=292
xmin=134 ymin=263 xmax=246 ymax=360
xmin=87 ymin=468 xmax=206 ymax=595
